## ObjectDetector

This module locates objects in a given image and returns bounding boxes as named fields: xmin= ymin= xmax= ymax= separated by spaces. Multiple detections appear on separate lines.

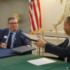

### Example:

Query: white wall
xmin=40 ymin=0 xmax=66 ymax=31
xmin=0 ymin=0 xmax=30 ymax=33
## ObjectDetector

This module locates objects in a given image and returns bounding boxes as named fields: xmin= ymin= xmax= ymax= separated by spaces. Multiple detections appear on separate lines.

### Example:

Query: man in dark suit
xmin=34 ymin=16 xmax=70 ymax=62
xmin=0 ymin=16 xmax=30 ymax=51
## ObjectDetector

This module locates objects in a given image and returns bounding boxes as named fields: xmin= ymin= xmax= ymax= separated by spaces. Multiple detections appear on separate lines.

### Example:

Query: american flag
xmin=29 ymin=0 xmax=42 ymax=34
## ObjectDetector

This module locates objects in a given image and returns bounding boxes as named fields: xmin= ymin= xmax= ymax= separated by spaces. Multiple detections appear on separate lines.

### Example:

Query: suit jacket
xmin=0 ymin=28 xmax=31 ymax=54
xmin=45 ymin=38 xmax=70 ymax=62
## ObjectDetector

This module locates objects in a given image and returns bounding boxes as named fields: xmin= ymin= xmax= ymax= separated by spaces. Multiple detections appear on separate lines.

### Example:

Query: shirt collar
xmin=9 ymin=29 xmax=17 ymax=34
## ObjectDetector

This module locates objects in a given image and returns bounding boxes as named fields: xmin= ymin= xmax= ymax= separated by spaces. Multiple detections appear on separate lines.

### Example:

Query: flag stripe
xmin=33 ymin=0 xmax=39 ymax=30
xmin=29 ymin=15 xmax=33 ymax=32
xmin=37 ymin=0 xmax=42 ymax=28
xmin=32 ymin=9 xmax=38 ymax=30
xmin=29 ymin=15 xmax=34 ymax=32
xmin=29 ymin=10 xmax=36 ymax=31
xmin=29 ymin=0 xmax=42 ymax=34
xmin=35 ymin=0 xmax=40 ymax=29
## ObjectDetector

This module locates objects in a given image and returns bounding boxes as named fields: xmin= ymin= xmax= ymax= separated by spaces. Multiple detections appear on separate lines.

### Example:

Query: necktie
xmin=7 ymin=32 xmax=13 ymax=48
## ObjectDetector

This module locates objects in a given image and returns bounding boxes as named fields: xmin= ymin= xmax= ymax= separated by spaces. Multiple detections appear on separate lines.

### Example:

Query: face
xmin=8 ymin=19 xmax=18 ymax=32
xmin=64 ymin=19 xmax=70 ymax=35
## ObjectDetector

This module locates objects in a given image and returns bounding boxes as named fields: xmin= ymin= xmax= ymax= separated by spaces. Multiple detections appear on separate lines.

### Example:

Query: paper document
xmin=27 ymin=58 xmax=56 ymax=66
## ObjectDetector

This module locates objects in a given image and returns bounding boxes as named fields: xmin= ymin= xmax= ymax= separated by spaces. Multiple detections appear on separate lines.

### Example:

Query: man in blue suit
xmin=0 ymin=16 xmax=30 ymax=50
xmin=34 ymin=16 xmax=70 ymax=62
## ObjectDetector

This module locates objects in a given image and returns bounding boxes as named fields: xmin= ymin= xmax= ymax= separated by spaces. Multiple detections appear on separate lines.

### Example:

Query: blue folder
xmin=0 ymin=48 xmax=18 ymax=58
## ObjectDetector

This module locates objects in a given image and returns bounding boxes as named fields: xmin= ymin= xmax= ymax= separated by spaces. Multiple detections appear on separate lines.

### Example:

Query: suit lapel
xmin=3 ymin=28 xmax=9 ymax=43
xmin=13 ymin=29 xmax=20 ymax=48
xmin=63 ymin=39 xmax=69 ymax=48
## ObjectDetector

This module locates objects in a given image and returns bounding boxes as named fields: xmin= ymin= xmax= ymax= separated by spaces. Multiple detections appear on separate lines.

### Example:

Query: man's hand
xmin=0 ymin=43 xmax=7 ymax=49
xmin=33 ymin=38 xmax=46 ymax=47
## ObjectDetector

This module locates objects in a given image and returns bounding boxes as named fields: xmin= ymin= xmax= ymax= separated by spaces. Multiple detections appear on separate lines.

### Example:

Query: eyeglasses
xmin=9 ymin=22 xmax=18 ymax=25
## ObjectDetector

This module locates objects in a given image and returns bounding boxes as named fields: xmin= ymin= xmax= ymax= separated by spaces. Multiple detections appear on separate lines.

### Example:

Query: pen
xmin=66 ymin=67 xmax=70 ymax=69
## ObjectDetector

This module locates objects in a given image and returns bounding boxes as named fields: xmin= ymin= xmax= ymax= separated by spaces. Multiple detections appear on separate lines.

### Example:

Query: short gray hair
xmin=8 ymin=16 xmax=17 ymax=23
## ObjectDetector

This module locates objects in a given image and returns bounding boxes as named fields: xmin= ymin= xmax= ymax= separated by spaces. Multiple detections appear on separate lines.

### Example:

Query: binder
xmin=11 ymin=46 xmax=36 ymax=53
